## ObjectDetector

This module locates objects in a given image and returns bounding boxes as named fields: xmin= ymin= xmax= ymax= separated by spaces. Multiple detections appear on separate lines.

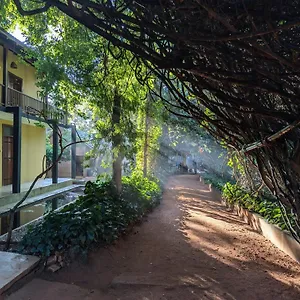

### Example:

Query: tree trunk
xmin=143 ymin=100 xmax=150 ymax=177
xmin=113 ymin=155 xmax=123 ymax=194
xmin=112 ymin=93 xmax=123 ymax=193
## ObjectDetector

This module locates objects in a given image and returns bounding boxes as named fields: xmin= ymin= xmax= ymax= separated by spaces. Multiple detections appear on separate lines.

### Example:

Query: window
xmin=8 ymin=72 xmax=23 ymax=92
xmin=3 ymin=125 xmax=13 ymax=137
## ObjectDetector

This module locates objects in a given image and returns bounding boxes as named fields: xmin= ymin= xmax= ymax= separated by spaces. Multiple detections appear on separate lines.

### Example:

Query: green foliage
xmin=34 ymin=122 xmax=45 ymax=128
xmin=202 ymin=173 xmax=234 ymax=191
xmin=222 ymin=183 xmax=290 ymax=230
xmin=1 ymin=9 xmax=155 ymax=169
xmin=19 ymin=175 xmax=161 ymax=257
xmin=134 ymin=100 xmax=163 ymax=176
xmin=45 ymin=136 xmax=53 ymax=166
xmin=122 ymin=171 xmax=161 ymax=205
xmin=45 ymin=127 xmax=72 ymax=165
xmin=227 ymin=153 xmax=245 ymax=175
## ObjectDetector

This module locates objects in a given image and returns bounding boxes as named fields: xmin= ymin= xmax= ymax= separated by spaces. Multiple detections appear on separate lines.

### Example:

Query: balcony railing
xmin=0 ymin=83 xmax=3 ymax=106
xmin=1 ymin=86 xmax=68 ymax=125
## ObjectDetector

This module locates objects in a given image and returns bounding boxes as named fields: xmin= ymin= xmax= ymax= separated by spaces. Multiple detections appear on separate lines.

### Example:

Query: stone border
xmin=202 ymin=179 xmax=300 ymax=263
xmin=0 ymin=179 xmax=73 ymax=207
xmin=0 ymin=187 xmax=84 ymax=243
xmin=218 ymin=190 xmax=300 ymax=263
xmin=0 ymin=185 xmax=84 ymax=217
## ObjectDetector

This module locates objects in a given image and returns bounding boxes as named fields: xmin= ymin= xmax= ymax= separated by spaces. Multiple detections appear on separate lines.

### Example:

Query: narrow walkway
xmin=7 ymin=175 xmax=300 ymax=299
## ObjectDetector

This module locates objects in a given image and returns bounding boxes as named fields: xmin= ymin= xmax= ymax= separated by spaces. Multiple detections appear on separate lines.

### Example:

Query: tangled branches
xmin=13 ymin=0 xmax=300 ymax=239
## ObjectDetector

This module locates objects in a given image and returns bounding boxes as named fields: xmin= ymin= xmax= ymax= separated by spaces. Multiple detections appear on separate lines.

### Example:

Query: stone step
xmin=111 ymin=272 xmax=212 ymax=289
xmin=0 ymin=252 xmax=40 ymax=295
xmin=6 ymin=279 xmax=108 ymax=300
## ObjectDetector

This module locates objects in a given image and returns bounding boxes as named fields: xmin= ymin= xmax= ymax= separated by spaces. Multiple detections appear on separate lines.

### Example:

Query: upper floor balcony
xmin=0 ymin=84 xmax=68 ymax=125
xmin=0 ymin=31 xmax=68 ymax=126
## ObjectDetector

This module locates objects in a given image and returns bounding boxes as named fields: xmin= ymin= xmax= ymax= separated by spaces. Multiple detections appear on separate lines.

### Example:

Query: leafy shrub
xmin=19 ymin=175 xmax=161 ymax=257
xmin=202 ymin=173 xmax=233 ymax=191
xmin=222 ymin=182 xmax=290 ymax=230
xmin=122 ymin=171 xmax=162 ymax=208
xmin=202 ymin=172 xmax=296 ymax=233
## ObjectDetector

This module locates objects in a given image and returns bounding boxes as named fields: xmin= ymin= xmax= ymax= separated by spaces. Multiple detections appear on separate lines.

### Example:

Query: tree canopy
xmin=3 ymin=0 xmax=300 ymax=238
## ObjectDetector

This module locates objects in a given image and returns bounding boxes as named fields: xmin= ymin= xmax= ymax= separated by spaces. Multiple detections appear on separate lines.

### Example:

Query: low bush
xmin=201 ymin=172 xmax=233 ymax=191
xmin=222 ymin=182 xmax=290 ymax=230
xmin=19 ymin=174 xmax=162 ymax=257
xmin=202 ymin=172 xmax=296 ymax=234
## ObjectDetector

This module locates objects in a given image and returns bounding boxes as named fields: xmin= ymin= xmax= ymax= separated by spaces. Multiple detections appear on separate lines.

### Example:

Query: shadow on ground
xmin=30 ymin=175 xmax=300 ymax=300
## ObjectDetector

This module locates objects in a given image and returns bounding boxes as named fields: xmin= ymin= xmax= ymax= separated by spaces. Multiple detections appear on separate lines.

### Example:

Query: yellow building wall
xmin=0 ymin=45 xmax=41 ymax=99
xmin=0 ymin=115 xmax=46 ymax=187
xmin=21 ymin=123 xmax=46 ymax=183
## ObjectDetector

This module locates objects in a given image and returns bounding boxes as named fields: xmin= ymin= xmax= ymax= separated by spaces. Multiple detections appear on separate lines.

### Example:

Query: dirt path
xmin=7 ymin=175 xmax=300 ymax=299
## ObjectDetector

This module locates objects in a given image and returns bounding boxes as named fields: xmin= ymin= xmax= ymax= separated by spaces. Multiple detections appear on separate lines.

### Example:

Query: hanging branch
xmin=242 ymin=119 xmax=300 ymax=154
xmin=11 ymin=0 xmax=300 ymax=239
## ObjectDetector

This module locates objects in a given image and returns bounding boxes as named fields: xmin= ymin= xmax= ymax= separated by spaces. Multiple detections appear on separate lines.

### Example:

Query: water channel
xmin=0 ymin=187 xmax=85 ymax=235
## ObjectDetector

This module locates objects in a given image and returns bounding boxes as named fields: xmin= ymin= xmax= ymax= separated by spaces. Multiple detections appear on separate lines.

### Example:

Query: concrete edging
xmin=0 ymin=188 xmax=84 ymax=243
xmin=220 ymin=195 xmax=300 ymax=263
xmin=203 ymin=179 xmax=300 ymax=263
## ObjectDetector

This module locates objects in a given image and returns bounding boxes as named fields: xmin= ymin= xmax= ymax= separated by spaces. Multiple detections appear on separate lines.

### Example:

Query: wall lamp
xmin=10 ymin=62 xmax=18 ymax=69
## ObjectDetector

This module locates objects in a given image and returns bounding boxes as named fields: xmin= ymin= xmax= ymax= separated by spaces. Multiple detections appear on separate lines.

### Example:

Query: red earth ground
xmin=6 ymin=175 xmax=300 ymax=299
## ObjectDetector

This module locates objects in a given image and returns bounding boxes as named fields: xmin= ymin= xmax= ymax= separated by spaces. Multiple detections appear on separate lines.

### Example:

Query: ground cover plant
xmin=202 ymin=171 xmax=292 ymax=231
xmin=19 ymin=173 xmax=162 ymax=258
xmin=202 ymin=172 xmax=234 ymax=192
xmin=222 ymin=182 xmax=295 ymax=231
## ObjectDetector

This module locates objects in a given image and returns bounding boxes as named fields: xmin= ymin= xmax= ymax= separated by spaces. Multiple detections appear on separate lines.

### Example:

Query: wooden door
xmin=2 ymin=125 xmax=14 ymax=186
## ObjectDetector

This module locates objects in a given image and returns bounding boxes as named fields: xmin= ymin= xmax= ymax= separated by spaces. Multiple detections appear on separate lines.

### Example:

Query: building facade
xmin=0 ymin=29 xmax=74 ymax=194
